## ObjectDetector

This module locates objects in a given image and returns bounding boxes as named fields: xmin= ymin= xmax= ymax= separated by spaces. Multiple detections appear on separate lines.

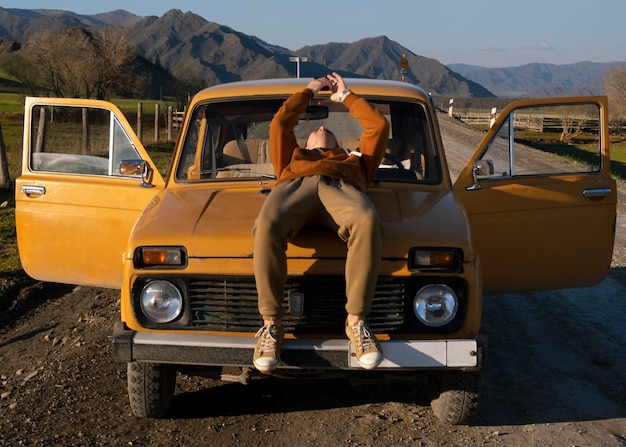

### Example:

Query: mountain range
xmin=0 ymin=7 xmax=620 ymax=98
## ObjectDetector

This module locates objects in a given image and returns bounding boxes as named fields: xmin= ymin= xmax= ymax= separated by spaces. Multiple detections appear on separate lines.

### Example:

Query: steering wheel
xmin=383 ymin=152 xmax=410 ymax=171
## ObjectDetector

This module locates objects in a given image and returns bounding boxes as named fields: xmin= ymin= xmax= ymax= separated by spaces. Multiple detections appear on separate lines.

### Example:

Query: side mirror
xmin=466 ymin=159 xmax=494 ymax=191
xmin=120 ymin=159 xmax=155 ymax=188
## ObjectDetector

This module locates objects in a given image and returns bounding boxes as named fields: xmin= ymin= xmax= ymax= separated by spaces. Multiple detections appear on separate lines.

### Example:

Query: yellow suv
xmin=16 ymin=79 xmax=616 ymax=425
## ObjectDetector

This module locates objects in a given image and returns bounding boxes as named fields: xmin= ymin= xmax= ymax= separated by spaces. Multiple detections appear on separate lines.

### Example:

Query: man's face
xmin=305 ymin=126 xmax=338 ymax=150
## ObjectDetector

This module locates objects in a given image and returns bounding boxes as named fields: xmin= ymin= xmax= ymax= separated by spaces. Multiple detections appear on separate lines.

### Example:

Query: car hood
xmin=129 ymin=183 xmax=471 ymax=259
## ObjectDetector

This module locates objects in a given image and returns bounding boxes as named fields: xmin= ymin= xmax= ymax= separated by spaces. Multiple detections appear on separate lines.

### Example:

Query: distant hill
xmin=0 ymin=8 xmax=109 ymax=39
xmin=449 ymin=61 xmax=621 ymax=97
xmin=126 ymin=10 xmax=295 ymax=85
xmin=0 ymin=7 xmax=494 ymax=97
xmin=0 ymin=7 xmax=618 ymax=98
xmin=92 ymin=9 xmax=144 ymax=27
xmin=124 ymin=9 xmax=493 ymax=97
xmin=296 ymin=37 xmax=493 ymax=98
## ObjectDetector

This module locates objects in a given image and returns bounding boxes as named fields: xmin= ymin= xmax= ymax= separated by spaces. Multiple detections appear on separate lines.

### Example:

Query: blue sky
xmin=1 ymin=0 xmax=624 ymax=68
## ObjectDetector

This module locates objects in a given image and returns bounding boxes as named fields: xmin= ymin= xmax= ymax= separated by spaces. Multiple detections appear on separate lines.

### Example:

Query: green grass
xmin=0 ymin=93 xmax=26 ymax=112
xmin=0 ymin=116 xmax=26 ymax=183
xmin=0 ymin=189 xmax=20 ymax=273
xmin=110 ymin=98 xmax=178 ymax=115
xmin=146 ymin=141 xmax=176 ymax=176
xmin=544 ymin=135 xmax=626 ymax=179
xmin=609 ymin=139 xmax=626 ymax=179
xmin=0 ymin=93 xmax=177 ymax=115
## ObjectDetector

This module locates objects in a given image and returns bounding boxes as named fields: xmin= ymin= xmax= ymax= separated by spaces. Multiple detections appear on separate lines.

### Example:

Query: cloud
xmin=478 ymin=46 xmax=508 ymax=53
xmin=522 ymin=42 xmax=554 ymax=51
xmin=477 ymin=42 xmax=555 ymax=55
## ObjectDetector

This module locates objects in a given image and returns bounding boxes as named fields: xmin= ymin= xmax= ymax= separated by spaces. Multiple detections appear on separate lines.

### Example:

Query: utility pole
xmin=289 ymin=56 xmax=309 ymax=78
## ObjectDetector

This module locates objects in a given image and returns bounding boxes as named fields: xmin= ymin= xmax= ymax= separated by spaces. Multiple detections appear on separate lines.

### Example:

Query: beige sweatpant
xmin=253 ymin=175 xmax=383 ymax=320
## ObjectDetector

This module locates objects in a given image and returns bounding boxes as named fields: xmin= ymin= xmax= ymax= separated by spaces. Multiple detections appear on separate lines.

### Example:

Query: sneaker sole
xmin=355 ymin=357 xmax=382 ymax=370
xmin=253 ymin=359 xmax=279 ymax=373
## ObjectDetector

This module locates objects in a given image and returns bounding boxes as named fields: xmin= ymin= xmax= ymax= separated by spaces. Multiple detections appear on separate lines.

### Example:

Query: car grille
xmin=188 ymin=276 xmax=405 ymax=333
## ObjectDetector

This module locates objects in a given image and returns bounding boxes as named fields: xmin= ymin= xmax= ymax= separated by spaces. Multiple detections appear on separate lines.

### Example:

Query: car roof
xmin=191 ymin=78 xmax=433 ymax=103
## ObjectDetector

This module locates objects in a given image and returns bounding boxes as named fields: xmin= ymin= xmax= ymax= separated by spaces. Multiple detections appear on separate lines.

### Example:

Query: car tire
xmin=127 ymin=362 xmax=177 ymax=418
xmin=428 ymin=370 xmax=481 ymax=425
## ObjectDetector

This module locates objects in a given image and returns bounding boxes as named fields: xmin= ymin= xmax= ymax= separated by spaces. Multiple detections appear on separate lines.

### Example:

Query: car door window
xmin=30 ymin=104 xmax=142 ymax=176
xmin=476 ymin=103 xmax=601 ymax=179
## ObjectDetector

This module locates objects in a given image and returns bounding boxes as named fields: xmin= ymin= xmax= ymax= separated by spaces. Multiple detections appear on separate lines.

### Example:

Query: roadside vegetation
xmin=0 ymin=189 xmax=19 ymax=273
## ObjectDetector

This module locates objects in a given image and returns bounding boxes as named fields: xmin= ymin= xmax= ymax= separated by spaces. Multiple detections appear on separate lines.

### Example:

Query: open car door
xmin=15 ymin=98 xmax=165 ymax=289
xmin=453 ymin=96 xmax=616 ymax=294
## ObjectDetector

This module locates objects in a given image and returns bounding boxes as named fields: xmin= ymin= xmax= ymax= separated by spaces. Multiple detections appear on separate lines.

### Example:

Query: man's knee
xmin=253 ymin=216 xmax=285 ymax=243
xmin=357 ymin=206 xmax=383 ymax=236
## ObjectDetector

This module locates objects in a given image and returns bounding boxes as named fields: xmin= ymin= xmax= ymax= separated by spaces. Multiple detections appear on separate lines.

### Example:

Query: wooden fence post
xmin=137 ymin=102 xmax=142 ymax=143
xmin=154 ymin=103 xmax=160 ymax=143
xmin=167 ymin=106 xmax=173 ymax=142
xmin=0 ymin=122 xmax=10 ymax=189
xmin=35 ymin=107 xmax=46 ymax=153
xmin=81 ymin=107 xmax=89 ymax=154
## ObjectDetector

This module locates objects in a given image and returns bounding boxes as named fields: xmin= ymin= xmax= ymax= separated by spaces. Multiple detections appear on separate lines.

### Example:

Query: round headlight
xmin=413 ymin=284 xmax=458 ymax=327
xmin=140 ymin=280 xmax=183 ymax=324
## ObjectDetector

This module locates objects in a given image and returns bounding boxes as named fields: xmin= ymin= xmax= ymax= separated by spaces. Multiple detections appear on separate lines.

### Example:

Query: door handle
xmin=21 ymin=185 xmax=46 ymax=196
xmin=582 ymin=188 xmax=612 ymax=198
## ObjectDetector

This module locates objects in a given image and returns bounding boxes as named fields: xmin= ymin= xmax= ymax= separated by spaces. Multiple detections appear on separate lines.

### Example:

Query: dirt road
xmin=1 ymin=113 xmax=625 ymax=447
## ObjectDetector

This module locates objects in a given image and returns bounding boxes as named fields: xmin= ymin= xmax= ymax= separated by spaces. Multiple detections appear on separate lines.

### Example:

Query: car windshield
xmin=175 ymin=96 xmax=441 ymax=183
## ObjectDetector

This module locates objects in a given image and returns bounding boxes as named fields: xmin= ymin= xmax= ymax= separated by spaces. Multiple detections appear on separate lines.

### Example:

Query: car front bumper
xmin=112 ymin=322 xmax=484 ymax=370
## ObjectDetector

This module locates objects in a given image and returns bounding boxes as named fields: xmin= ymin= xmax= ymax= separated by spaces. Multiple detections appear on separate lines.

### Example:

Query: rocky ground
xmin=0 ymin=112 xmax=625 ymax=446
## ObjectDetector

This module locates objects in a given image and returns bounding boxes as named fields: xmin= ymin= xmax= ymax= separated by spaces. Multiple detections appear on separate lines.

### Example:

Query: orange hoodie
xmin=269 ymin=88 xmax=390 ymax=192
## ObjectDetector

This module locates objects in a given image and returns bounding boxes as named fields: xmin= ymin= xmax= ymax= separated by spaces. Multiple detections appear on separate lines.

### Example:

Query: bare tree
xmin=0 ymin=52 xmax=45 ymax=96
xmin=93 ymin=27 xmax=136 ymax=99
xmin=26 ymin=28 xmax=94 ymax=97
xmin=605 ymin=63 xmax=626 ymax=125
xmin=559 ymin=115 xmax=585 ymax=143
xmin=23 ymin=26 xmax=139 ymax=100
xmin=554 ymin=104 xmax=593 ymax=144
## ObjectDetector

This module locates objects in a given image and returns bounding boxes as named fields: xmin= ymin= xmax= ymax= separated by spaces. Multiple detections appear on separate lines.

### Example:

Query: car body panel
xmin=453 ymin=96 xmax=615 ymax=293
xmin=15 ymin=97 xmax=164 ymax=288
xmin=128 ymin=183 xmax=471 ymax=263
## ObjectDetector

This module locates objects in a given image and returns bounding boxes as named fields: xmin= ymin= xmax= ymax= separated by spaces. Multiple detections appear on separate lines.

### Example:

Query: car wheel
xmin=428 ymin=370 xmax=481 ymax=425
xmin=127 ymin=362 xmax=177 ymax=418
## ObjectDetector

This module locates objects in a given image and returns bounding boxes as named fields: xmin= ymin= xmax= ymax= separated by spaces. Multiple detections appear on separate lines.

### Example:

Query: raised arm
xmin=269 ymin=78 xmax=332 ymax=178
xmin=328 ymin=72 xmax=390 ymax=184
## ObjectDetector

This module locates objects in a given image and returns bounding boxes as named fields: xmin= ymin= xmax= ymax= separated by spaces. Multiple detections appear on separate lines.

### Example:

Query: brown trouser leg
xmin=253 ymin=175 xmax=382 ymax=320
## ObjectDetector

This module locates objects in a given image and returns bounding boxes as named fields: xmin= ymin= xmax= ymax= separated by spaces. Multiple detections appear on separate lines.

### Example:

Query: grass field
xmin=0 ymin=91 xmax=177 ymax=113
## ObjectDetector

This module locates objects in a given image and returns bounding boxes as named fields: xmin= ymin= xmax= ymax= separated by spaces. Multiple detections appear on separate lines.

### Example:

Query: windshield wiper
xmin=192 ymin=167 xmax=276 ymax=179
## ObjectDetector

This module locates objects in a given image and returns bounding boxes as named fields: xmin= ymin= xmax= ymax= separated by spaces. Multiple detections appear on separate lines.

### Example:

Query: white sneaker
xmin=346 ymin=320 xmax=382 ymax=369
xmin=253 ymin=324 xmax=284 ymax=373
